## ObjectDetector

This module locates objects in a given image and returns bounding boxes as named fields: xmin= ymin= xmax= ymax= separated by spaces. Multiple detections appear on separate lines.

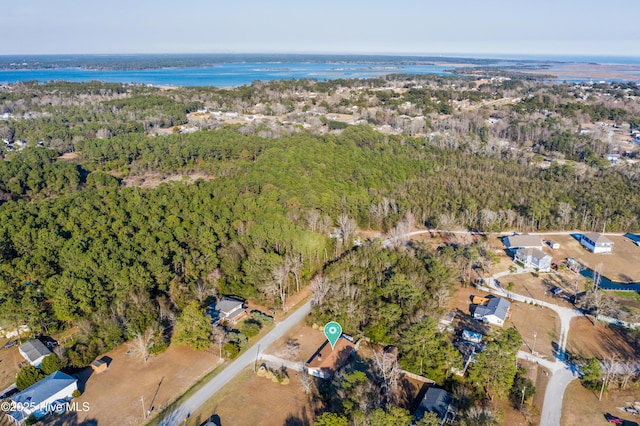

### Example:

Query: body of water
xmin=1 ymin=54 xmax=640 ymax=87
xmin=0 ymin=62 xmax=455 ymax=88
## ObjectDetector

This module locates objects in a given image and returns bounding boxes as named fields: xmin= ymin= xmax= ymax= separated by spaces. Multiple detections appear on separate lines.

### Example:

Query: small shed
xmin=91 ymin=359 xmax=108 ymax=374
xmin=547 ymin=240 xmax=560 ymax=249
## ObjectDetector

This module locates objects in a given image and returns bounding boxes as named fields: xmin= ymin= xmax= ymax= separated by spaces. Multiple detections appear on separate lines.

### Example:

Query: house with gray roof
xmin=473 ymin=297 xmax=510 ymax=327
xmin=514 ymin=248 xmax=552 ymax=272
xmin=206 ymin=296 xmax=247 ymax=324
xmin=7 ymin=371 xmax=77 ymax=424
xmin=580 ymin=233 xmax=613 ymax=253
xmin=18 ymin=339 xmax=51 ymax=367
xmin=413 ymin=387 xmax=456 ymax=425
xmin=503 ymin=234 xmax=543 ymax=250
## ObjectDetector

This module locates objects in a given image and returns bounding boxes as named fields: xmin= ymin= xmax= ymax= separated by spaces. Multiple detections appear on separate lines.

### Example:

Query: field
xmin=187 ymin=366 xmax=319 ymax=426
xmin=502 ymin=270 xmax=582 ymax=308
xmin=41 ymin=344 xmax=219 ymax=426
xmin=0 ymin=340 xmax=22 ymax=390
xmin=544 ymin=234 xmax=640 ymax=282
xmin=562 ymin=380 xmax=640 ymax=426
xmin=566 ymin=316 xmax=638 ymax=360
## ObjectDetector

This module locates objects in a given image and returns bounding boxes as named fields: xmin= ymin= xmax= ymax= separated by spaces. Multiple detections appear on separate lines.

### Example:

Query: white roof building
xmin=18 ymin=340 xmax=51 ymax=367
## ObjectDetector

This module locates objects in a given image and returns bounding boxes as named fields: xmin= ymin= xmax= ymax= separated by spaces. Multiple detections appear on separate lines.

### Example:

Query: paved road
xmin=157 ymin=300 xmax=312 ymax=426
xmin=479 ymin=269 xmax=583 ymax=426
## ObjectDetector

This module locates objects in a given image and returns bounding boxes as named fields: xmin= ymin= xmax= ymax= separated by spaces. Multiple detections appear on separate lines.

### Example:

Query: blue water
xmin=0 ymin=62 xmax=454 ymax=88
xmin=1 ymin=55 xmax=639 ymax=87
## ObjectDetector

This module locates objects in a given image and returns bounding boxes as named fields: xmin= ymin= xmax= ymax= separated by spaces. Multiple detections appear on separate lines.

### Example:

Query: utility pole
xmin=532 ymin=331 xmax=537 ymax=355
xmin=254 ymin=343 xmax=260 ymax=372
xmin=599 ymin=377 xmax=605 ymax=401
xmin=521 ymin=385 xmax=527 ymax=407
xmin=141 ymin=395 xmax=146 ymax=419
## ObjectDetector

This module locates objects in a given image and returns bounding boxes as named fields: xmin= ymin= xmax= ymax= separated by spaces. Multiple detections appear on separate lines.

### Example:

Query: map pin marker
xmin=324 ymin=321 xmax=342 ymax=350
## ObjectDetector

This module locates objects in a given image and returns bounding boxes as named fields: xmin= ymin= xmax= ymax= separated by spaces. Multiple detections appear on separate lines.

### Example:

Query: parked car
xmin=604 ymin=413 xmax=624 ymax=425
xmin=2 ymin=340 xmax=17 ymax=349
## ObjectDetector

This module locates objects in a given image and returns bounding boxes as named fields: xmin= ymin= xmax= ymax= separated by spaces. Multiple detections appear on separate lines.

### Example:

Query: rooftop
xmin=306 ymin=336 xmax=355 ymax=377
xmin=516 ymin=247 xmax=551 ymax=260
xmin=18 ymin=339 xmax=51 ymax=364
xmin=583 ymin=233 xmax=613 ymax=244
xmin=12 ymin=371 xmax=76 ymax=407
xmin=475 ymin=297 xmax=510 ymax=321
xmin=505 ymin=234 xmax=543 ymax=248
xmin=415 ymin=387 xmax=455 ymax=421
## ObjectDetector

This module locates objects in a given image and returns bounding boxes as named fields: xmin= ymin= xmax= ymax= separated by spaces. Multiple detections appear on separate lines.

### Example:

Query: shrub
xmin=222 ymin=343 xmax=240 ymax=359
xmin=40 ymin=354 xmax=64 ymax=375
xmin=240 ymin=320 xmax=262 ymax=338
xmin=16 ymin=366 xmax=45 ymax=390
xmin=149 ymin=339 xmax=169 ymax=355
xmin=72 ymin=389 xmax=82 ymax=398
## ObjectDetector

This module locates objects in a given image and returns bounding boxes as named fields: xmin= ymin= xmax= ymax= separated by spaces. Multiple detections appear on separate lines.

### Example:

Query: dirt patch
xmin=0 ymin=340 xmax=22 ymax=390
xmin=264 ymin=323 xmax=328 ymax=364
xmin=562 ymin=380 xmax=640 ymax=426
xmin=57 ymin=152 xmax=79 ymax=161
xmin=544 ymin=234 xmax=640 ymax=283
xmin=508 ymin=301 xmax=559 ymax=359
xmin=187 ymin=366 xmax=319 ymax=426
xmin=44 ymin=344 xmax=219 ymax=426
xmin=567 ymin=316 xmax=637 ymax=360
xmin=121 ymin=172 xmax=215 ymax=188
xmin=504 ymin=271 xmax=581 ymax=309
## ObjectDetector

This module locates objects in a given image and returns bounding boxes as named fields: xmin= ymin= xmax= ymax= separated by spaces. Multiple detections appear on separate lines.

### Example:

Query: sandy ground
xmin=546 ymin=234 xmax=640 ymax=282
xmin=41 ymin=344 xmax=219 ymax=426
xmin=121 ymin=172 xmax=215 ymax=188
xmin=187 ymin=366 xmax=319 ymax=426
xmin=566 ymin=316 xmax=638 ymax=360
xmin=562 ymin=380 xmax=640 ymax=426
xmin=0 ymin=340 xmax=22 ymax=390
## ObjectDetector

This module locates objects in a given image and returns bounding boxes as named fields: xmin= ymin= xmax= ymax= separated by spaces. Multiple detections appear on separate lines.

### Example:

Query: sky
xmin=3 ymin=0 xmax=640 ymax=57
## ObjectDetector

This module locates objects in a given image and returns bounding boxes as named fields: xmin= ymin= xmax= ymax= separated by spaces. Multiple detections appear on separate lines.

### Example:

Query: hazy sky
xmin=3 ymin=0 xmax=639 ymax=57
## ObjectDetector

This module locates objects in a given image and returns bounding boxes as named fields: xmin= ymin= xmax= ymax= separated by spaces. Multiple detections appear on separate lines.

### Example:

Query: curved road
xmin=478 ymin=269 xmax=583 ymax=426
xmin=157 ymin=300 xmax=312 ymax=426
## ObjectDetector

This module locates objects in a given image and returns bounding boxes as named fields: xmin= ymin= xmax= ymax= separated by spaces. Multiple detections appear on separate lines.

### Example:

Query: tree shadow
xmin=72 ymin=367 xmax=93 ymax=393
xmin=283 ymin=411 xmax=311 ymax=426
xmin=453 ymin=308 xmax=491 ymax=335
xmin=39 ymin=411 xmax=98 ymax=426
xmin=199 ymin=414 xmax=222 ymax=426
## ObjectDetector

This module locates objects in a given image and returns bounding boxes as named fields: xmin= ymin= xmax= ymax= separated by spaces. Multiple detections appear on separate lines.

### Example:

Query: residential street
xmin=479 ymin=270 xmax=583 ymax=426
xmin=157 ymin=300 xmax=312 ymax=426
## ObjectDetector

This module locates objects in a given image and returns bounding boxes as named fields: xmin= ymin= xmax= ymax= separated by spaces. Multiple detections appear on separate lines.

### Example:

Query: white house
xmin=473 ymin=298 xmax=511 ymax=326
xmin=7 ymin=371 xmax=77 ymax=424
xmin=18 ymin=339 xmax=51 ymax=367
xmin=580 ymin=233 xmax=614 ymax=253
xmin=514 ymin=248 xmax=552 ymax=272
xmin=503 ymin=234 xmax=543 ymax=250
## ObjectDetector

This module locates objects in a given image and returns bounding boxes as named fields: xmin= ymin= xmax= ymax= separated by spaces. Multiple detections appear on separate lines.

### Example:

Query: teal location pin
xmin=324 ymin=321 xmax=342 ymax=350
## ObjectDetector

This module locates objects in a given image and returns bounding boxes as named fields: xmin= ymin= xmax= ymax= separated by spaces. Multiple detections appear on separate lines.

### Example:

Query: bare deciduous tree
xmin=310 ymin=274 xmax=331 ymax=306
xmin=337 ymin=214 xmax=358 ymax=246
xmin=370 ymin=346 xmax=401 ymax=406
xmin=128 ymin=327 xmax=158 ymax=363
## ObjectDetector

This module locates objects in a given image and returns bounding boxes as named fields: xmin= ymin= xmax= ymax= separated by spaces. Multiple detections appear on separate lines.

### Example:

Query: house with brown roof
xmin=305 ymin=336 xmax=355 ymax=379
